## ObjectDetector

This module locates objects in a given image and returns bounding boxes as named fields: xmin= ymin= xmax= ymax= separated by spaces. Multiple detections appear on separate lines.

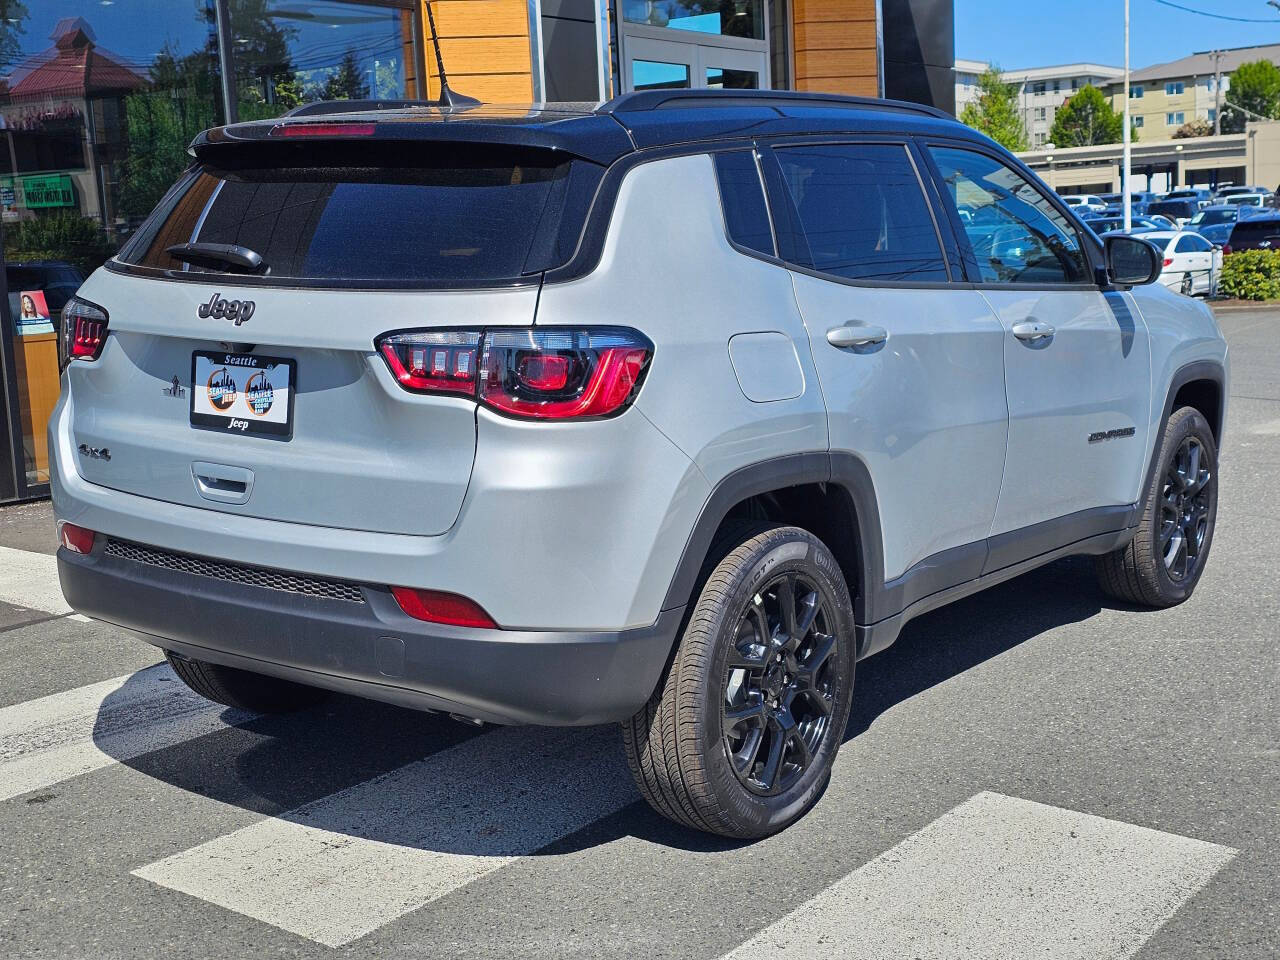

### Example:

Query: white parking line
xmin=133 ymin=725 xmax=636 ymax=947
xmin=0 ymin=545 xmax=70 ymax=616
xmin=0 ymin=663 xmax=250 ymax=803
xmin=723 ymin=791 xmax=1236 ymax=960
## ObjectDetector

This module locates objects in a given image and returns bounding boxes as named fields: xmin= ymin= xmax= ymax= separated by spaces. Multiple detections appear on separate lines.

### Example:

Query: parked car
xmin=1147 ymin=214 xmax=1177 ymax=229
xmin=1188 ymin=205 xmax=1239 ymax=234
xmin=1196 ymin=222 xmax=1236 ymax=247
xmin=1147 ymin=199 xmax=1201 ymax=227
xmin=1100 ymin=193 xmax=1151 ymax=216
xmin=1063 ymin=193 xmax=1108 ymax=214
xmin=1162 ymin=188 xmax=1213 ymax=207
xmin=1224 ymin=212 xmax=1280 ymax=253
xmin=1213 ymin=185 xmax=1267 ymax=200
xmin=1221 ymin=192 xmax=1273 ymax=209
xmin=1138 ymin=230 xmax=1220 ymax=297
xmin=50 ymin=91 xmax=1229 ymax=839
xmin=1087 ymin=215 xmax=1167 ymax=234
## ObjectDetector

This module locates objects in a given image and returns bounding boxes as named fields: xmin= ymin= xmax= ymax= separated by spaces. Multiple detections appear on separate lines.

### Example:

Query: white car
xmin=1063 ymin=193 xmax=1108 ymax=213
xmin=1221 ymin=193 xmax=1273 ymax=209
xmin=1141 ymin=230 xmax=1221 ymax=296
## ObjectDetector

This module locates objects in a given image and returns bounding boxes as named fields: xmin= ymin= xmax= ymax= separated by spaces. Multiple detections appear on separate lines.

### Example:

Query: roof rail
xmin=596 ymin=89 xmax=953 ymax=121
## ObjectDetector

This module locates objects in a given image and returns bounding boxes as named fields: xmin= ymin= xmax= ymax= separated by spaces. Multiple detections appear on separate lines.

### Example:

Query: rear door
xmin=764 ymin=140 xmax=1008 ymax=594
xmin=67 ymin=142 xmax=591 ymax=535
xmin=924 ymin=144 xmax=1151 ymax=559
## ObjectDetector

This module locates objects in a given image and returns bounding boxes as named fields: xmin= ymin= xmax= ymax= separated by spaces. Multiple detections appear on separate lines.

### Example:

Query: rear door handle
xmin=1012 ymin=320 xmax=1055 ymax=342
xmin=827 ymin=324 xmax=888 ymax=349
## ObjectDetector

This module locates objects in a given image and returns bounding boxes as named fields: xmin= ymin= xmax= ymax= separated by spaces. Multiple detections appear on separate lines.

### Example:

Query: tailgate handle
xmin=192 ymin=462 xmax=254 ymax=505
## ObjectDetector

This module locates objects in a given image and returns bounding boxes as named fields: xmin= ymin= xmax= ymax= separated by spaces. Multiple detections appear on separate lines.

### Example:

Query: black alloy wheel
xmin=1160 ymin=435 xmax=1213 ymax=582
xmin=722 ymin=572 xmax=837 ymax=796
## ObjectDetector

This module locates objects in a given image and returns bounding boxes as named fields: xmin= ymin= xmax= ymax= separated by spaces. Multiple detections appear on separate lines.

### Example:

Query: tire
xmin=623 ymin=525 xmax=857 ymax=838
xmin=164 ymin=650 xmax=329 ymax=713
xmin=1096 ymin=405 xmax=1218 ymax=607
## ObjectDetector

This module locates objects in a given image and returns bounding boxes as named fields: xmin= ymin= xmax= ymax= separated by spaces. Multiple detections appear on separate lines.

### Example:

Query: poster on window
xmin=16 ymin=290 xmax=54 ymax=335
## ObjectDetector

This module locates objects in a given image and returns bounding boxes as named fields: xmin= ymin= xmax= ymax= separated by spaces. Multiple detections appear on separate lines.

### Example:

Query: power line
xmin=1149 ymin=0 xmax=1278 ymax=23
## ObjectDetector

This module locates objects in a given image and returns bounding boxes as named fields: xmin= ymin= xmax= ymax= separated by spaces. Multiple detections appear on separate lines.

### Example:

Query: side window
xmin=774 ymin=143 xmax=948 ymax=283
xmin=1177 ymin=234 xmax=1212 ymax=253
xmin=929 ymin=146 xmax=1091 ymax=285
xmin=713 ymin=151 xmax=776 ymax=258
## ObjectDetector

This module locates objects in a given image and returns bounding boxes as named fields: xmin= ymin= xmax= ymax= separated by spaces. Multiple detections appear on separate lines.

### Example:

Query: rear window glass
xmin=118 ymin=146 xmax=595 ymax=286
xmin=713 ymin=151 xmax=775 ymax=258
xmin=1231 ymin=219 xmax=1280 ymax=238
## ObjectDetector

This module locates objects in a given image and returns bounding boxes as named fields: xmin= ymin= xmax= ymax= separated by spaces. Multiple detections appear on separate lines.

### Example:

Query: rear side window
xmin=1175 ymin=234 xmax=1211 ymax=253
xmin=774 ymin=143 xmax=948 ymax=283
xmin=713 ymin=151 xmax=776 ymax=258
xmin=929 ymin=146 xmax=1090 ymax=285
xmin=1231 ymin=220 xmax=1280 ymax=241
xmin=118 ymin=145 xmax=595 ymax=286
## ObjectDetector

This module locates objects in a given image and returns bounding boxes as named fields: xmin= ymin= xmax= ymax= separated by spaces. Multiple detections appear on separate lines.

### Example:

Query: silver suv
xmin=52 ymin=92 xmax=1228 ymax=838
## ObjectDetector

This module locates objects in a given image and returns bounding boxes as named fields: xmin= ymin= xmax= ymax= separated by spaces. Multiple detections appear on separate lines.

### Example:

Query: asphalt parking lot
xmin=0 ymin=308 xmax=1276 ymax=960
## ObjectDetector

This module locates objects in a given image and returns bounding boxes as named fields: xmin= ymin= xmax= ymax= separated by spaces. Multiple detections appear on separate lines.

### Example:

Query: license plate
xmin=190 ymin=351 xmax=295 ymax=439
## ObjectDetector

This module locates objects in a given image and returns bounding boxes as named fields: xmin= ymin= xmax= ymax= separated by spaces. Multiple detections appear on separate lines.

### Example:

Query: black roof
xmin=191 ymin=90 xmax=983 ymax=167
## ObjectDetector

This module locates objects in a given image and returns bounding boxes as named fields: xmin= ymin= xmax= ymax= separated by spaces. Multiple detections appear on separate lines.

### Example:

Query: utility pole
xmin=1212 ymin=50 xmax=1223 ymax=136
xmin=1123 ymin=0 xmax=1132 ymax=232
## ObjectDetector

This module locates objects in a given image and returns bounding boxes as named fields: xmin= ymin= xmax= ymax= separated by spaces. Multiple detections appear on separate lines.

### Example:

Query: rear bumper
xmin=58 ymin=543 xmax=681 ymax=726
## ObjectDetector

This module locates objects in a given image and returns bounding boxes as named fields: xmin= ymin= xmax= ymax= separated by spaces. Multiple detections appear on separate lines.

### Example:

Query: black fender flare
xmin=659 ymin=452 xmax=886 ymax=626
xmin=1137 ymin=359 xmax=1227 ymax=515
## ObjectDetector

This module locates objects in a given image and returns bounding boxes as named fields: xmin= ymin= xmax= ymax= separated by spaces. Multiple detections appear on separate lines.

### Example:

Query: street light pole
xmin=1123 ymin=0 xmax=1132 ymax=232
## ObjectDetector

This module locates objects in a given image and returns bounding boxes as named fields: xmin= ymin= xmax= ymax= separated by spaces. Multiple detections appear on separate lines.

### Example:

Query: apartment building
xmin=1110 ymin=44 xmax=1280 ymax=142
xmin=954 ymin=60 xmax=1125 ymax=147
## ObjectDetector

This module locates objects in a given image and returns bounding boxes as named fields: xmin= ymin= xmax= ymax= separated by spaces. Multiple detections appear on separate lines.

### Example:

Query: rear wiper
xmin=165 ymin=242 xmax=266 ymax=274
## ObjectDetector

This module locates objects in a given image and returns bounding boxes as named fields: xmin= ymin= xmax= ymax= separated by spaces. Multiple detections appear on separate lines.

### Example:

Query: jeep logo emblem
xmin=198 ymin=293 xmax=255 ymax=326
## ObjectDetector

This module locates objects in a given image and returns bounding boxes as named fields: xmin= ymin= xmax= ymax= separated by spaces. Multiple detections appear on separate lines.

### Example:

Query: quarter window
xmin=713 ymin=151 xmax=775 ymax=257
xmin=929 ymin=146 xmax=1091 ymax=285
xmin=774 ymin=143 xmax=948 ymax=283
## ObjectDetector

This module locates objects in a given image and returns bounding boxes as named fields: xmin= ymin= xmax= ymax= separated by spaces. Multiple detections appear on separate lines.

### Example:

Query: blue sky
xmin=956 ymin=0 xmax=1280 ymax=70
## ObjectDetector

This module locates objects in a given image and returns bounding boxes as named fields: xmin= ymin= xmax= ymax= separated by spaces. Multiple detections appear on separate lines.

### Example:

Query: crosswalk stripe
xmin=0 ymin=545 xmax=70 ymax=616
xmin=722 ymin=791 xmax=1236 ymax=960
xmin=0 ymin=663 xmax=250 ymax=803
xmin=133 ymin=725 xmax=636 ymax=947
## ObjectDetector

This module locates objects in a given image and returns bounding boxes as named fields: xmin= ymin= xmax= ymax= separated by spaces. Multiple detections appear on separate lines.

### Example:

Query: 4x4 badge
xmin=198 ymin=293 xmax=255 ymax=326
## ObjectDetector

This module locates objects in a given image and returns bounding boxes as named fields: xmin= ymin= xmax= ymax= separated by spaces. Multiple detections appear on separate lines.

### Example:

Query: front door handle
xmin=1012 ymin=320 xmax=1055 ymax=342
xmin=827 ymin=324 xmax=888 ymax=349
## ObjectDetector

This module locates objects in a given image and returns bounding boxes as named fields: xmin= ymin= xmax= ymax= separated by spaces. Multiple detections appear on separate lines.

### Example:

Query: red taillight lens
xmin=391 ymin=587 xmax=497 ymax=629
xmin=1163 ymin=258 xmax=1174 ymax=267
xmin=378 ymin=331 xmax=481 ymax=396
xmin=376 ymin=327 xmax=652 ymax=420
xmin=480 ymin=328 xmax=652 ymax=420
xmin=1223 ymin=244 xmax=1233 ymax=255
xmin=60 ymin=298 xmax=109 ymax=369
xmin=58 ymin=522 xmax=96 ymax=555
xmin=272 ymin=122 xmax=377 ymax=138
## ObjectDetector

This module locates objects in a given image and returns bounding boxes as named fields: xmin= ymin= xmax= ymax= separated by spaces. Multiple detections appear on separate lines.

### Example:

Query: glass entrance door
xmin=620 ymin=1 xmax=769 ymax=94
xmin=624 ymin=37 xmax=765 ymax=92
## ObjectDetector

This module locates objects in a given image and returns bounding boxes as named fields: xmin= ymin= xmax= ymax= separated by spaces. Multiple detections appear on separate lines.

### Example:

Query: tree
xmin=1173 ymin=118 xmax=1213 ymax=139
xmin=1222 ymin=59 xmax=1280 ymax=134
xmin=0 ymin=0 xmax=27 ymax=73
xmin=959 ymin=67 xmax=1028 ymax=152
xmin=1048 ymin=84 xmax=1125 ymax=147
xmin=319 ymin=49 xmax=370 ymax=101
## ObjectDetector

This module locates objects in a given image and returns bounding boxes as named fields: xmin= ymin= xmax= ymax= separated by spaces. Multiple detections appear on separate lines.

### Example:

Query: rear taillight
xmin=376 ymin=327 xmax=652 ymax=421
xmin=391 ymin=587 xmax=497 ymax=629
xmin=57 ymin=522 xmax=96 ymax=555
xmin=1222 ymin=244 xmax=1233 ymax=255
xmin=1163 ymin=258 xmax=1174 ymax=267
xmin=60 ymin=298 xmax=109 ymax=369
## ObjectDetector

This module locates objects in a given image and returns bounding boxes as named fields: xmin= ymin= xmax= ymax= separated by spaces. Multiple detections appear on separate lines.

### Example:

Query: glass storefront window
xmin=707 ymin=67 xmax=758 ymax=89
xmin=229 ymin=0 xmax=415 ymax=120
xmin=622 ymin=0 xmax=764 ymax=40
xmin=633 ymin=60 xmax=691 ymax=91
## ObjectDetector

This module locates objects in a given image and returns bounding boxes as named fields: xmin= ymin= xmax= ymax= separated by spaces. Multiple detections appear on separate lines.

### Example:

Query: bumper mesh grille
xmin=103 ymin=538 xmax=366 ymax=603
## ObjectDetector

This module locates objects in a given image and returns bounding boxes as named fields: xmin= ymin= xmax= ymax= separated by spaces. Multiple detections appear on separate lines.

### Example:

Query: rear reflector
xmin=272 ymin=122 xmax=377 ymax=138
xmin=391 ymin=587 xmax=497 ymax=629
xmin=58 ymin=522 xmax=97 ymax=555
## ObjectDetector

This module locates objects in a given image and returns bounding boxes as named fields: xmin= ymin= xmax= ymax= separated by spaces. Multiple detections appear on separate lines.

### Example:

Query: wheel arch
xmin=659 ymin=453 xmax=886 ymax=629
xmin=1141 ymin=360 xmax=1226 ymax=504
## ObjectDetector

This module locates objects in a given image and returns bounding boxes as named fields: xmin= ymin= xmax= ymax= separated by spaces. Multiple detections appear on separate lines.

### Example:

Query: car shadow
xmin=96 ymin=555 xmax=1113 ymax=857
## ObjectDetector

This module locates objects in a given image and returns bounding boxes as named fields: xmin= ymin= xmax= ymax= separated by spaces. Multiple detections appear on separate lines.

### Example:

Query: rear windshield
xmin=1149 ymin=201 xmax=1195 ymax=217
xmin=118 ymin=144 xmax=599 ymax=287
xmin=1232 ymin=219 xmax=1280 ymax=239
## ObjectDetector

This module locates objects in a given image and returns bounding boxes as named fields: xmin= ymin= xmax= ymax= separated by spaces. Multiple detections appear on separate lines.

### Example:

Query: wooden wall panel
xmin=791 ymin=0 xmax=879 ymax=97
xmin=421 ymin=0 xmax=534 ymax=103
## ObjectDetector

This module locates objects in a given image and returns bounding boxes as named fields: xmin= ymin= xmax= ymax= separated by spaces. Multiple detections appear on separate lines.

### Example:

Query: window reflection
xmin=623 ymin=0 xmax=763 ymax=40
xmin=633 ymin=60 xmax=691 ymax=91
xmin=707 ymin=67 xmax=758 ymax=89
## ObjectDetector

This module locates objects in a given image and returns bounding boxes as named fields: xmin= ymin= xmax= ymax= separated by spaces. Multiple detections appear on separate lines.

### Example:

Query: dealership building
xmin=0 ymin=0 xmax=955 ymax=503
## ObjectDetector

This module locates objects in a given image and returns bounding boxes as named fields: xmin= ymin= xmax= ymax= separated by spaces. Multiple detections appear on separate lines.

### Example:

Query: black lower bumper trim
xmin=58 ymin=546 xmax=681 ymax=726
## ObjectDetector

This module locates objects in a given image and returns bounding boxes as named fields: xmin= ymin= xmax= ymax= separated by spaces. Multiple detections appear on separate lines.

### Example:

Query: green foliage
xmin=1223 ymin=60 xmax=1280 ymax=134
xmin=1218 ymin=250 xmax=1280 ymax=301
xmin=320 ymin=49 xmax=371 ymax=101
xmin=959 ymin=67 xmax=1028 ymax=152
xmin=0 ymin=0 xmax=27 ymax=73
xmin=1048 ymin=85 xmax=1124 ymax=147
xmin=4 ymin=214 xmax=116 ymax=274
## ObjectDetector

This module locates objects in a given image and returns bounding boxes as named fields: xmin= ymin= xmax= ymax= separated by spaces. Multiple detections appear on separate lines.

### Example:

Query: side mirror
xmin=1105 ymin=234 xmax=1162 ymax=286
